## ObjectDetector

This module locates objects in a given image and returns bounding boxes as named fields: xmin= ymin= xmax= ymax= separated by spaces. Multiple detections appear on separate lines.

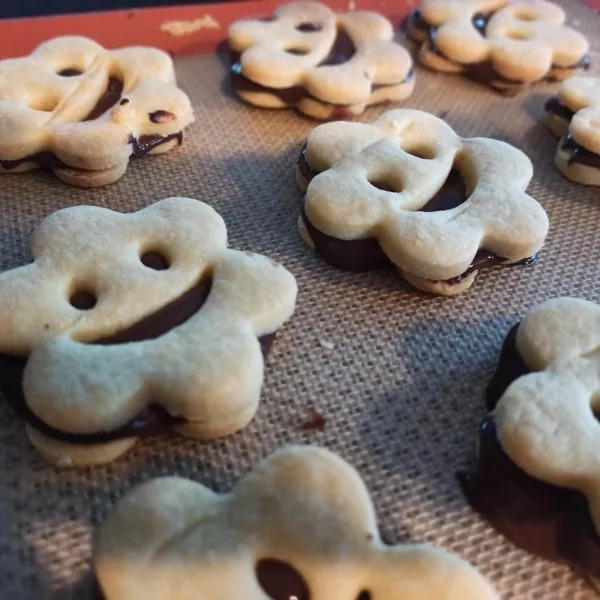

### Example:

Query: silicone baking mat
xmin=1 ymin=3 xmax=599 ymax=598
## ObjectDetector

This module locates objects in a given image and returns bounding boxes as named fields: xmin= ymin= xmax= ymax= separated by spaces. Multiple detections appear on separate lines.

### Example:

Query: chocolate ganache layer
xmin=0 ymin=277 xmax=276 ymax=445
xmin=460 ymin=324 xmax=600 ymax=576
xmin=0 ymin=76 xmax=183 ymax=172
xmin=560 ymin=134 xmax=600 ymax=169
xmin=229 ymin=29 xmax=415 ymax=114
xmin=410 ymin=10 xmax=590 ymax=95
xmin=298 ymin=148 xmax=535 ymax=280
xmin=545 ymin=96 xmax=576 ymax=121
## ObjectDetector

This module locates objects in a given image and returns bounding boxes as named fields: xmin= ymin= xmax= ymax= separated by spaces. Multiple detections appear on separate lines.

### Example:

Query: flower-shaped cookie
xmin=408 ymin=0 xmax=590 ymax=95
xmin=0 ymin=198 xmax=297 ymax=467
xmin=297 ymin=109 xmax=548 ymax=295
xmin=462 ymin=297 xmax=600 ymax=579
xmin=545 ymin=76 xmax=600 ymax=186
xmin=0 ymin=36 xmax=194 ymax=187
xmin=94 ymin=445 xmax=498 ymax=600
xmin=227 ymin=1 xmax=414 ymax=120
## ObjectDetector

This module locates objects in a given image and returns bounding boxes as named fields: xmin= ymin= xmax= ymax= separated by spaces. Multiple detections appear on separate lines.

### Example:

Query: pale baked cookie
xmin=94 ymin=445 xmax=498 ymax=600
xmin=0 ymin=198 xmax=297 ymax=467
xmin=0 ymin=36 xmax=194 ymax=187
xmin=407 ymin=0 xmax=590 ymax=96
xmin=296 ymin=109 xmax=548 ymax=295
xmin=227 ymin=1 xmax=415 ymax=120
xmin=545 ymin=76 xmax=600 ymax=186
xmin=462 ymin=297 xmax=600 ymax=581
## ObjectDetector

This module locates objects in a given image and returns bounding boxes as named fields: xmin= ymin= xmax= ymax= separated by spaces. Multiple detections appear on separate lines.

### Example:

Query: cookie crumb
xmin=319 ymin=339 xmax=335 ymax=350
xmin=160 ymin=15 xmax=220 ymax=37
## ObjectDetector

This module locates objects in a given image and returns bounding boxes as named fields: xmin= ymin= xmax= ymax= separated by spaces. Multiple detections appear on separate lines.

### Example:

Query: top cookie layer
xmin=95 ymin=445 xmax=498 ymax=600
xmin=0 ymin=36 xmax=193 ymax=173
xmin=495 ymin=297 xmax=600 ymax=534
xmin=228 ymin=1 xmax=414 ymax=106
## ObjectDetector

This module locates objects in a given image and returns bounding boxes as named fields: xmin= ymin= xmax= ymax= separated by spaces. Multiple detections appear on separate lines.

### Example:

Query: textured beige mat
xmin=1 ymin=3 xmax=600 ymax=598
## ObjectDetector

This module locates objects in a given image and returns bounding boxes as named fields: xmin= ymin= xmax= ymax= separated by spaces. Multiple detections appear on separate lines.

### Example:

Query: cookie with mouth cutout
xmin=296 ymin=109 xmax=548 ymax=295
xmin=0 ymin=36 xmax=194 ymax=187
xmin=0 ymin=198 xmax=297 ymax=467
xmin=227 ymin=1 xmax=415 ymax=120
xmin=94 ymin=445 xmax=498 ymax=600
xmin=407 ymin=0 xmax=590 ymax=96
xmin=462 ymin=297 xmax=600 ymax=582
xmin=545 ymin=76 xmax=600 ymax=186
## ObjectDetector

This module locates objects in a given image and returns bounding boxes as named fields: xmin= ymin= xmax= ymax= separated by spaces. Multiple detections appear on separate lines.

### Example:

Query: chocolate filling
xmin=0 ymin=277 xmax=276 ymax=444
xmin=411 ymin=10 xmax=590 ymax=95
xmin=461 ymin=324 xmax=600 ymax=576
xmin=229 ymin=30 xmax=413 ymax=113
xmin=57 ymin=68 xmax=83 ymax=77
xmin=128 ymin=132 xmax=184 ymax=157
xmin=545 ymin=96 xmax=576 ymax=122
xmin=84 ymin=76 xmax=124 ymax=121
xmin=256 ymin=559 xmax=310 ymax=600
xmin=461 ymin=417 xmax=600 ymax=577
xmin=560 ymin=134 xmax=600 ymax=169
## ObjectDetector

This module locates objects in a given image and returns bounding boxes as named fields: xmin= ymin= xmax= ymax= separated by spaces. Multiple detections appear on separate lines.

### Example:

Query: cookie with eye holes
xmin=94 ymin=445 xmax=499 ymax=600
xmin=544 ymin=76 xmax=600 ymax=186
xmin=0 ymin=198 xmax=297 ymax=467
xmin=296 ymin=109 xmax=548 ymax=295
xmin=407 ymin=0 xmax=590 ymax=96
xmin=227 ymin=1 xmax=415 ymax=120
xmin=0 ymin=36 xmax=193 ymax=187
xmin=462 ymin=297 xmax=600 ymax=584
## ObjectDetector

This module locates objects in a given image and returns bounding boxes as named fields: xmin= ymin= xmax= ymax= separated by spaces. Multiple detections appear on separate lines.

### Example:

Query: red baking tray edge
xmin=0 ymin=0 xmax=419 ymax=59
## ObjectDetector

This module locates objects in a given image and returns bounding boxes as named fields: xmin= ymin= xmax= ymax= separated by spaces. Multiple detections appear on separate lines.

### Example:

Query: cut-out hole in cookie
xmin=506 ymin=29 xmax=531 ymax=40
xmin=402 ymin=142 xmax=437 ymax=160
xmin=419 ymin=168 xmax=468 ymax=212
xmin=90 ymin=276 xmax=212 ymax=345
xmin=368 ymin=178 xmax=403 ymax=193
xmin=296 ymin=22 xmax=322 ymax=32
xmin=514 ymin=8 xmax=538 ymax=21
xmin=57 ymin=67 xmax=83 ymax=77
xmin=140 ymin=250 xmax=170 ymax=271
xmin=83 ymin=76 xmax=124 ymax=121
xmin=29 ymin=96 xmax=60 ymax=112
xmin=356 ymin=591 xmax=372 ymax=600
xmin=70 ymin=289 xmax=98 ymax=310
xmin=255 ymin=558 xmax=310 ymax=600
xmin=285 ymin=46 xmax=310 ymax=55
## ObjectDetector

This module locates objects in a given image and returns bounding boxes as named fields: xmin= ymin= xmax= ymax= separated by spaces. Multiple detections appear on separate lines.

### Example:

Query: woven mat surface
xmin=1 ymin=3 xmax=600 ymax=598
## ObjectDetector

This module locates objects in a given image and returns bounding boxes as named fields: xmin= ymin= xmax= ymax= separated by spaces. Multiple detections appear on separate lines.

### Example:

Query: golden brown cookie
xmin=0 ymin=36 xmax=194 ymax=186
xmin=297 ymin=109 xmax=548 ymax=295
xmin=95 ymin=445 xmax=499 ymax=600
xmin=227 ymin=1 xmax=415 ymax=119
xmin=0 ymin=198 xmax=297 ymax=467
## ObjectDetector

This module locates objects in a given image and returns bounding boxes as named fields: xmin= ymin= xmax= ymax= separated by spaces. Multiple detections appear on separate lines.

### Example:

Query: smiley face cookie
xmin=545 ymin=76 xmax=600 ymax=186
xmin=462 ymin=297 xmax=600 ymax=580
xmin=0 ymin=36 xmax=194 ymax=187
xmin=297 ymin=109 xmax=548 ymax=295
xmin=0 ymin=198 xmax=297 ymax=467
xmin=407 ymin=0 xmax=590 ymax=95
xmin=227 ymin=1 xmax=415 ymax=120
xmin=95 ymin=445 xmax=498 ymax=600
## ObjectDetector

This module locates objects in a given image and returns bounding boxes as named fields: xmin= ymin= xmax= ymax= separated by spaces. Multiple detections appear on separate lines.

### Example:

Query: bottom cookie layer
xmin=556 ymin=135 xmax=600 ymax=186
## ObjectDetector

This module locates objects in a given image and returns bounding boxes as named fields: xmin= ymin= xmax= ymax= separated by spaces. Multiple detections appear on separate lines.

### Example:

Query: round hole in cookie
xmin=514 ymin=8 xmax=538 ymax=21
xmin=256 ymin=558 xmax=310 ymax=600
xmin=140 ymin=250 xmax=171 ymax=270
xmin=70 ymin=289 xmax=97 ymax=310
xmin=368 ymin=178 xmax=402 ymax=193
xmin=285 ymin=46 xmax=310 ymax=56
xmin=402 ymin=143 xmax=437 ymax=160
xmin=506 ymin=29 xmax=531 ymax=40
xmin=57 ymin=67 xmax=83 ymax=77
xmin=296 ymin=22 xmax=322 ymax=32
xmin=356 ymin=591 xmax=372 ymax=600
